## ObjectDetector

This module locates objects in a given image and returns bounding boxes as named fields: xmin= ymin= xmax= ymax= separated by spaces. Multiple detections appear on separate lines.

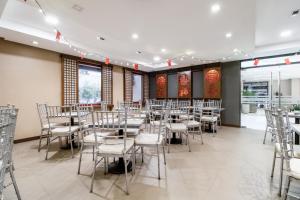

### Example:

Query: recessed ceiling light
xmin=292 ymin=9 xmax=299 ymax=17
xmin=126 ymin=63 xmax=129 ymax=66
xmin=154 ymin=56 xmax=161 ymax=61
xmin=233 ymin=48 xmax=239 ymax=53
xmin=280 ymin=30 xmax=292 ymax=37
xmin=39 ymin=9 xmax=43 ymax=13
xmin=180 ymin=57 xmax=184 ymax=61
xmin=225 ymin=32 xmax=232 ymax=38
xmin=161 ymin=48 xmax=166 ymax=53
xmin=222 ymin=57 xmax=226 ymax=60
xmin=45 ymin=15 xmax=59 ymax=25
xmin=132 ymin=33 xmax=139 ymax=39
xmin=185 ymin=51 xmax=194 ymax=55
xmin=211 ymin=3 xmax=221 ymax=13
xmin=191 ymin=56 xmax=194 ymax=59
xmin=32 ymin=41 xmax=38 ymax=45
xmin=136 ymin=51 xmax=142 ymax=54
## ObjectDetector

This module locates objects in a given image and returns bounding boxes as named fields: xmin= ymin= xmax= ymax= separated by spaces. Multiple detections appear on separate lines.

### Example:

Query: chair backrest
xmin=193 ymin=105 xmax=203 ymax=122
xmin=0 ymin=108 xmax=18 ymax=194
xmin=36 ymin=103 xmax=48 ymax=128
xmin=265 ymin=109 xmax=275 ymax=129
xmin=45 ymin=105 xmax=72 ymax=129
xmin=100 ymin=101 xmax=109 ymax=111
xmin=274 ymin=109 xmax=293 ymax=170
xmin=77 ymin=104 xmax=93 ymax=128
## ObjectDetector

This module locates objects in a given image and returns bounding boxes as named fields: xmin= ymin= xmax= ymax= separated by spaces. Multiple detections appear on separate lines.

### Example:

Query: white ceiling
xmin=0 ymin=0 xmax=300 ymax=71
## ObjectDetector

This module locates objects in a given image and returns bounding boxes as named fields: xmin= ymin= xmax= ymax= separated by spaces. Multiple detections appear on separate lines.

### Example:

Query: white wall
xmin=0 ymin=39 xmax=61 ymax=140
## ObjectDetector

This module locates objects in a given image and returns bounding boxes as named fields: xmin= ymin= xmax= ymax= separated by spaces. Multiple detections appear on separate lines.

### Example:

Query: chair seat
xmin=98 ymin=138 xmax=134 ymax=155
xmin=51 ymin=126 xmax=80 ymax=136
xmin=201 ymin=116 xmax=218 ymax=122
xmin=184 ymin=120 xmax=200 ymax=128
xmin=179 ymin=114 xmax=194 ymax=120
xmin=83 ymin=131 xmax=116 ymax=143
xmin=166 ymin=123 xmax=187 ymax=132
xmin=132 ymin=114 xmax=147 ymax=119
xmin=289 ymin=158 xmax=300 ymax=179
xmin=135 ymin=133 xmax=163 ymax=145
xmin=43 ymin=122 xmax=65 ymax=129
xmin=275 ymin=143 xmax=300 ymax=158
xmin=124 ymin=119 xmax=144 ymax=127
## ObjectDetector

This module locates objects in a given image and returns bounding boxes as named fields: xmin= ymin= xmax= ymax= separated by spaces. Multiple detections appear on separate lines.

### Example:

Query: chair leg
xmin=90 ymin=156 xmax=97 ymax=193
xmin=282 ymin=176 xmax=291 ymax=200
xmin=9 ymin=165 xmax=21 ymax=200
xmin=199 ymin=127 xmax=204 ymax=145
xmin=78 ymin=142 xmax=84 ymax=174
xmin=92 ymin=146 xmax=95 ymax=161
xmin=263 ymin=126 xmax=268 ymax=144
xmin=271 ymin=149 xmax=276 ymax=178
xmin=168 ymin=130 xmax=171 ymax=153
xmin=278 ymin=155 xmax=284 ymax=197
xmin=38 ymin=130 xmax=44 ymax=152
xmin=123 ymin=156 xmax=129 ymax=195
xmin=141 ymin=147 xmax=144 ymax=163
xmin=69 ymin=135 xmax=74 ymax=159
xmin=45 ymin=137 xmax=50 ymax=160
xmin=186 ymin=131 xmax=191 ymax=152
xmin=162 ymin=145 xmax=166 ymax=165
xmin=157 ymin=145 xmax=161 ymax=180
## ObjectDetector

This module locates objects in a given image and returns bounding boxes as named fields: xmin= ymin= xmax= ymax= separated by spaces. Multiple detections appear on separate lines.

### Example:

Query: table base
xmin=108 ymin=159 xmax=132 ymax=174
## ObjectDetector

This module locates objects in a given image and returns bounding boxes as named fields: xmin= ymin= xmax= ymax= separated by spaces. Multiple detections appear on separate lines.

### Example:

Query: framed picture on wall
xmin=156 ymin=74 xmax=167 ymax=98
xmin=204 ymin=67 xmax=221 ymax=99
xmin=178 ymin=71 xmax=191 ymax=98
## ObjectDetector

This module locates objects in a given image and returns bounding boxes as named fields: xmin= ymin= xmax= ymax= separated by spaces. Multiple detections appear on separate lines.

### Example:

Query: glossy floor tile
xmin=3 ymin=127 xmax=300 ymax=200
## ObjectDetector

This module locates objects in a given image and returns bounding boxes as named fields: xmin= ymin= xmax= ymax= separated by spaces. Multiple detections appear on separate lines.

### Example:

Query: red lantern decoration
xmin=105 ymin=57 xmax=110 ymax=65
xmin=253 ymin=59 xmax=259 ymax=66
xmin=284 ymin=58 xmax=291 ymax=65
xmin=134 ymin=63 xmax=139 ymax=70
xmin=167 ymin=59 xmax=172 ymax=67
xmin=55 ymin=30 xmax=61 ymax=42
xmin=80 ymin=53 xmax=84 ymax=60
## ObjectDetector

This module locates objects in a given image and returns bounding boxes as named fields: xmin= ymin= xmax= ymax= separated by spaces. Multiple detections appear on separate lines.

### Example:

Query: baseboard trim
xmin=222 ymin=124 xmax=241 ymax=128
xmin=14 ymin=136 xmax=39 ymax=144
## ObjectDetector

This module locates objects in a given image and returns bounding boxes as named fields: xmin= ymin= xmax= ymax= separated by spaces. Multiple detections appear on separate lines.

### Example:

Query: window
xmin=78 ymin=64 xmax=101 ymax=104
xmin=132 ymin=74 xmax=143 ymax=102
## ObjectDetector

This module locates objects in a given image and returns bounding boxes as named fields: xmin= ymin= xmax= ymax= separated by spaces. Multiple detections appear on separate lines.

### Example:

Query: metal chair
xmin=184 ymin=105 xmax=204 ymax=144
xmin=263 ymin=108 xmax=277 ymax=144
xmin=90 ymin=109 xmax=136 ymax=195
xmin=274 ymin=109 xmax=300 ymax=199
xmin=134 ymin=109 xmax=167 ymax=179
xmin=45 ymin=105 xmax=81 ymax=160
xmin=0 ymin=107 xmax=21 ymax=200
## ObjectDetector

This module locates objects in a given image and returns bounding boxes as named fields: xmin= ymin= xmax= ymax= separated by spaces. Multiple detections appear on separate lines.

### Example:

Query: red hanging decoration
xmin=55 ymin=30 xmax=61 ymax=42
xmin=134 ymin=63 xmax=139 ymax=70
xmin=105 ymin=57 xmax=110 ymax=65
xmin=80 ymin=53 xmax=84 ymax=60
xmin=253 ymin=59 xmax=259 ymax=66
xmin=284 ymin=58 xmax=291 ymax=65
xmin=167 ymin=59 xmax=172 ymax=67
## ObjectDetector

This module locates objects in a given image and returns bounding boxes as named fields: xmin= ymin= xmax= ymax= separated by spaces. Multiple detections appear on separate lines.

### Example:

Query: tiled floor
xmin=4 ymin=127 xmax=300 ymax=200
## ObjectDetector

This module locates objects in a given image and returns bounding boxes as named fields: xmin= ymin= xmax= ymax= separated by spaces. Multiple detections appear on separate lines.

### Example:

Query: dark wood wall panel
xmin=192 ymin=71 xmax=203 ymax=98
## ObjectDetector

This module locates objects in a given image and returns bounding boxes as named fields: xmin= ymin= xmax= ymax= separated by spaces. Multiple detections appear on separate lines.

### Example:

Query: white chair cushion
xmin=43 ymin=123 xmax=64 ymax=129
xmin=201 ymin=116 xmax=218 ymax=122
xmin=132 ymin=114 xmax=147 ymax=119
xmin=135 ymin=133 xmax=163 ymax=145
xmin=98 ymin=138 xmax=134 ymax=155
xmin=83 ymin=131 xmax=116 ymax=143
xmin=166 ymin=123 xmax=187 ymax=132
xmin=124 ymin=119 xmax=144 ymax=127
xmin=289 ymin=158 xmax=300 ymax=179
xmin=179 ymin=114 xmax=194 ymax=120
xmin=51 ymin=126 xmax=80 ymax=136
xmin=184 ymin=120 xmax=200 ymax=128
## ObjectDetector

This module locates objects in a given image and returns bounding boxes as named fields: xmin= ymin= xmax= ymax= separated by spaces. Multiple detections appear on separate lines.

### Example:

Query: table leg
xmin=295 ymin=118 xmax=299 ymax=145
xmin=108 ymin=129 xmax=132 ymax=174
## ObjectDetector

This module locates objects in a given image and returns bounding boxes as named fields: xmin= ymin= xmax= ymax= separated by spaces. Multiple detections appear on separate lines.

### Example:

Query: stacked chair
xmin=274 ymin=109 xmax=300 ymax=199
xmin=0 ymin=106 xmax=21 ymax=200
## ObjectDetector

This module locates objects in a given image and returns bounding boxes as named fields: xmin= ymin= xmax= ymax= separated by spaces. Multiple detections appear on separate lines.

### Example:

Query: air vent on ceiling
xmin=72 ymin=4 xmax=84 ymax=12
xmin=292 ymin=9 xmax=299 ymax=16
